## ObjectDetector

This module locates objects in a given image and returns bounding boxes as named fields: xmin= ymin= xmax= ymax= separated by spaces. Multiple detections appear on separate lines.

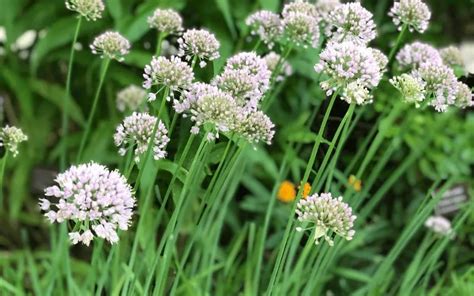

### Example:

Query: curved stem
xmin=61 ymin=17 xmax=82 ymax=170
xmin=76 ymin=58 xmax=111 ymax=162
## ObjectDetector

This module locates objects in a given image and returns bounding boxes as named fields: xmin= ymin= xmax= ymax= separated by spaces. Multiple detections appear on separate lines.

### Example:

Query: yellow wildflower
xmin=277 ymin=180 xmax=296 ymax=203
xmin=348 ymin=175 xmax=362 ymax=192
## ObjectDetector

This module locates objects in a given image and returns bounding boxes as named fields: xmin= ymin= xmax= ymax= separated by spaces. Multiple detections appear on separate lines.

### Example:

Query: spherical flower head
xmin=425 ymin=215 xmax=454 ymax=238
xmin=264 ymin=52 xmax=293 ymax=82
xmin=90 ymin=31 xmax=130 ymax=62
xmin=390 ymin=73 xmax=426 ymax=107
xmin=396 ymin=42 xmax=442 ymax=70
xmin=454 ymin=82 xmax=473 ymax=109
xmin=389 ymin=0 xmax=430 ymax=33
xmin=143 ymin=56 xmax=194 ymax=99
xmin=40 ymin=162 xmax=135 ymax=245
xmin=282 ymin=0 xmax=318 ymax=18
xmin=212 ymin=69 xmax=262 ymax=112
xmin=235 ymin=110 xmax=275 ymax=145
xmin=114 ymin=112 xmax=169 ymax=162
xmin=187 ymin=85 xmax=238 ymax=140
xmin=224 ymin=52 xmax=271 ymax=95
xmin=177 ymin=29 xmax=220 ymax=67
xmin=412 ymin=63 xmax=458 ymax=112
xmin=326 ymin=2 xmax=376 ymax=44
xmin=246 ymin=10 xmax=283 ymax=49
xmin=0 ymin=125 xmax=28 ymax=157
xmin=314 ymin=41 xmax=383 ymax=98
xmin=440 ymin=46 xmax=465 ymax=69
xmin=116 ymin=85 xmax=147 ymax=112
xmin=282 ymin=12 xmax=320 ymax=48
xmin=174 ymin=82 xmax=215 ymax=114
xmin=148 ymin=8 xmax=183 ymax=35
xmin=315 ymin=0 xmax=342 ymax=24
xmin=65 ymin=0 xmax=105 ymax=21
xmin=296 ymin=192 xmax=356 ymax=246
xmin=370 ymin=48 xmax=388 ymax=71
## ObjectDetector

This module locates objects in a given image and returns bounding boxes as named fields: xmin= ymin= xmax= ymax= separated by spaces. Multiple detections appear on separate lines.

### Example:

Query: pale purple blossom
xmin=177 ymin=29 xmax=220 ymax=68
xmin=389 ymin=0 xmax=431 ymax=33
xmin=282 ymin=11 xmax=320 ymax=48
xmin=454 ymin=82 xmax=473 ymax=109
xmin=245 ymin=10 xmax=283 ymax=49
xmin=224 ymin=52 xmax=271 ymax=96
xmin=412 ymin=63 xmax=458 ymax=112
xmin=90 ymin=31 xmax=130 ymax=62
xmin=440 ymin=46 xmax=465 ymax=68
xmin=315 ymin=0 xmax=342 ymax=24
xmin=114 ymin=112 xmax=169 ymax=162
xmin=314 ymin=41 xmax=383 ymax=102
xmin=40 ymin=162 xmax=135 ymax=245
xmin=326 ymin=2 xmax=376 ymax=44
xmin=296 ymin=192 xmax=356 ymax=246
xmin=282 ymin=0 xmax=318 ymax=19
xmin=396 ymin=42 xmax=442 ymax=69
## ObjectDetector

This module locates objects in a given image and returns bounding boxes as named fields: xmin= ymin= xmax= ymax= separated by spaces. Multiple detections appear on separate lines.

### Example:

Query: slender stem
xmin=61 ymin=17 xmax=82 ymax=170
xmin=76 ymin=58 xmax=111 ymax=162
xmin=155 ymin=32 xmax=166 ymax=56
xmin=387 ymin=24 xmax=408 ymax=68
xmin=0 ymin=152 xmax=9 ymax=208
xmin=267 ymin=91 xmax=338 ymax=295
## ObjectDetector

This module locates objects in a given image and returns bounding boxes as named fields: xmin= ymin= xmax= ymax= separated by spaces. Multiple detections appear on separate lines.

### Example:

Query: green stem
xmin=76 ymin=58 xmax=111 ymax=162
xmin=61 ymin=16 xmax=82 ymax=170
xmin=0 ymin=152 xmax=9 ymax=208
xmin=155 ymin=32 xmax=166 ymax=56
xmin=387 ymin=24 xmax=408 ymax=68
xmin=266 ymin=91 xmax=338 ymax=295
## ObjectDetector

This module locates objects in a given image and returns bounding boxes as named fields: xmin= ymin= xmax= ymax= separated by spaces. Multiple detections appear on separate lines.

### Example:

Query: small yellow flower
xmin=277 ymin=180 xmax=296 ymax=203
xmin=348 ymin=175 xmax=362 ymax=192
xmin=302 ymin=182 xmax=311 ymax=198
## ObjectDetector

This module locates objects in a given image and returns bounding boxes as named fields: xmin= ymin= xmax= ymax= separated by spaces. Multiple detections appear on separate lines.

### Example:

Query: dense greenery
xmin=0 ymin=0 xmax=473 ymax=295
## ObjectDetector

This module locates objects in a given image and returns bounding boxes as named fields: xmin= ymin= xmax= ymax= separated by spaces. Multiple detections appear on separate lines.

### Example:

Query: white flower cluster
xmin=326 ymin=2 xmax=376 ymax=45
xmin=177 ymin=29 xmax=220 ymax=68
xmin=440 ymin=46 xmax=465 ymax=68
xmin=314 ymin=41 xmax=386 ymax=104
xmin=65 ymin=0 xmax=105 ymax=21
xmin=114 ymin=112 xmax=169 ymax=162
xmin=315 ymin=0 xmax=341 ymax=24
xmin=40 ymin=162 xmax=135 ymax=245
xmin=396 ymin=42 xmax=442 ymax=70
xmin=0 ymin=125 xmax=28 ymax=157
xmin=264 ymin=52 xmax=293 ymax=82
xmin=246 ymin=10 xmax=283 ymax=49
xmin=390 ymin=74 xmax=426 ymax=107
xmin=213 ymin=52 xmax=271 ymax=112
xmin=389 ymin=0 xmax=431 ymax=33
xmin=116 ymin=85 xmax=147 ymax=112
xmin=148 ymin=8 xmax=183 ymax=35
xmin=143 ymin=56 xmax=194 ymax=101
xmin=296 ymin=192 xmax=356 ymax=246
xmin=235 ymin=111 xmax=275 ymax=145
xmin=425 ymin=216 xmax=454 ymax=238
xmin=90 ymin=31 xmax=130 ymax=62
xmin=281 ymin=0 xmax=320 ymax=48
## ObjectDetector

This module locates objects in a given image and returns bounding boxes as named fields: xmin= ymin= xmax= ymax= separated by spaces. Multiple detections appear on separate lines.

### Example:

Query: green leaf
xmin=28 ymin=79 xmax=86 ymax=127
xmin=258 ymin=0 xmax=280 ymax=12
xmin=215 ymin=0 xmax=237 ymax=39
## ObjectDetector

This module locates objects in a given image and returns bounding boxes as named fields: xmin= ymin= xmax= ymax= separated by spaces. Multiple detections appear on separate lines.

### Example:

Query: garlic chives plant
xmin=148 ymin=8 xmax=183 ymax=56
xmin=61 ymin=0 xmax=105 ymax=170
xmin=77 ymin=31 xmax=130 ymax=162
